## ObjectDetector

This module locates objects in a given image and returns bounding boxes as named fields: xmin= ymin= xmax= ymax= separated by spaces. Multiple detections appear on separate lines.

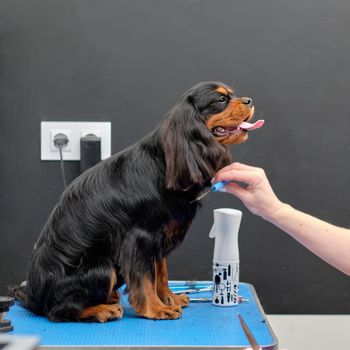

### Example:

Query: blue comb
xmin=211 ymin=180 xmax=230 ymax=192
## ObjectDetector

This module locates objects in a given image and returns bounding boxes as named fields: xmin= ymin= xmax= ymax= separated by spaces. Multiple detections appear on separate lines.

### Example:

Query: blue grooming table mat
xmin=8 ymin=281 xmax=278 ymax=349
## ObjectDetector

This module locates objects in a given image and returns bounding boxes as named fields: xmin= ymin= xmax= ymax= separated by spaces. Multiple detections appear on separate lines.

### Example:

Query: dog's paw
xmin=159 ymin=291 xmax=190 ymax=308
xmin=80 ymin=303 xmax=123 ymax=323
xmin=104 ymin=304 xmax=123 ymax=322
xmin=143 ymin=304 xmax=182 ymax=320
xmin=172 ymin=293 xmax=190 ymax=307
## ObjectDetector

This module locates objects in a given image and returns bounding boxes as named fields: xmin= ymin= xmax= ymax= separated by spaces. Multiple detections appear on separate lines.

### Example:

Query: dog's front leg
xmin=129 ymin=274 xmax=182 ymax=320
xmin=121 ymin=230 xmax=182 ymax=320
xmin=156 ymin=258 xmax=190 ymax=307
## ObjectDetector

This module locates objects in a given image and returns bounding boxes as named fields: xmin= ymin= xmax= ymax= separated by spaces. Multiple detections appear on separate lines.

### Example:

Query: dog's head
xmin=189 ymin=82 xmax=255 ymax=145
xmin=160 ymin=82 xmax=257 ymax=191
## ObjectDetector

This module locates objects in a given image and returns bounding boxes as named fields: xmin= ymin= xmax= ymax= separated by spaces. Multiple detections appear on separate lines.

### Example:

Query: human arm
xmin=213 ymin=162 xmax=350 ymax=276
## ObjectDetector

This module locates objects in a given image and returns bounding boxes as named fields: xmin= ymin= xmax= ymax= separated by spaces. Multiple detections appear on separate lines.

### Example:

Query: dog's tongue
xmin=239 ymin=119 xmax=265 ymax=131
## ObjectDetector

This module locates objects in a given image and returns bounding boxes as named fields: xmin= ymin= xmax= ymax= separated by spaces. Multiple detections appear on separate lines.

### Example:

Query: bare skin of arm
xmin=212 ymin=162 xmax=350 ymax=276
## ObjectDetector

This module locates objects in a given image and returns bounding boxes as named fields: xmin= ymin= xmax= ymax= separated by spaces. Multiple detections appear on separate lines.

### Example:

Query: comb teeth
xmin=190 ymin=188 xmax=211 ymax=203
xmin=190 ymin=180 xmax=232 ymax=203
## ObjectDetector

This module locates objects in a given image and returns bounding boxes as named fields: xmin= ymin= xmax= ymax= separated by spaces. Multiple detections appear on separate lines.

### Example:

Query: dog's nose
xmin=241 ymin=97 xmax=253 ymax=106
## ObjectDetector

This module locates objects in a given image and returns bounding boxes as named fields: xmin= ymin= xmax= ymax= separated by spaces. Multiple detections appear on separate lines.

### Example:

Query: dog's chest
xmin=162 ymin=213 xmax=194 ymax=254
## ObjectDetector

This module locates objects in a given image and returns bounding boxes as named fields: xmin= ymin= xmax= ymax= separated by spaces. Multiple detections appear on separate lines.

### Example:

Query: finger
xmin=213 ymin=162 xmax=259 ymax=182
xmin=213 ymin=169 xmax=258 ymax=186
xmin=230 ymin=162 xmax=259 ymax=171
xmin=213 ymin=162 xmax=242 ymax=176
xmin=218 ymin=162 xmax=257 ymax=172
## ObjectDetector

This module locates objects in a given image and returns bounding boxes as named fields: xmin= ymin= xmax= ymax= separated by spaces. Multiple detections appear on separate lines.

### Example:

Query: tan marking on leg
xmin=107 ymin=268 xmax=120 ymax=304
xmin=108 ymin=289 xmax=120 ymax=304
xmin=156 ymin=258 xmax=189 ymax=307
xmin=80 ymin=303 xmax=123 ymax=322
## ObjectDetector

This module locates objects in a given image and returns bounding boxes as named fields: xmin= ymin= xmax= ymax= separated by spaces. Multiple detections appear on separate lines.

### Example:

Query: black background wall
xmin=1 ymin=0 xmax=350 ymax=314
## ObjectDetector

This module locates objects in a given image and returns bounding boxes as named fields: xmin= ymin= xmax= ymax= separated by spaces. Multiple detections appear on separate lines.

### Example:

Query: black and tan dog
xmin=24 ymin=82 xmax=256 ymax=322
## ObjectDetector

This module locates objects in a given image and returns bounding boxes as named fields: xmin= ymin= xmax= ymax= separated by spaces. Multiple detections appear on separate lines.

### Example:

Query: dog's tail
xmin=7 ymin=281 xmax=27 ymax=306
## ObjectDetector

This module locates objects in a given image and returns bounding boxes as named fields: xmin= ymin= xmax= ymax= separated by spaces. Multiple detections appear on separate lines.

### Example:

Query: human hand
xmin=212 ymin=162 xmax=284 ymax=221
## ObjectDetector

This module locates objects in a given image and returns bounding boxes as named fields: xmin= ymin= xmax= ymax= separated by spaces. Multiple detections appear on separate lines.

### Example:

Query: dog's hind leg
xmin=79 ymin=268 xmax=123 ymax=322
xmin=47 ymin=266 xmax=123 ymax=322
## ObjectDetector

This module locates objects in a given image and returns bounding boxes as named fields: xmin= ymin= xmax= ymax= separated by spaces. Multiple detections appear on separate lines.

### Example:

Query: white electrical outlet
xmin=50 ymin=129 xmax=72 ymax=152
xmin=41 ymin=122 xmax=111 ymax=161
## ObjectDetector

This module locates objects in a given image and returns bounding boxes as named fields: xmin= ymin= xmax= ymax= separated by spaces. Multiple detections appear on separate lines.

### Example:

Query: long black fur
xmin=24 ymin=82 xmax=232 ymax=321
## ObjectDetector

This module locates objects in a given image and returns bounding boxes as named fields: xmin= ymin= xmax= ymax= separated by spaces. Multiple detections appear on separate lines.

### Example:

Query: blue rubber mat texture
xmin=8 ymin=282 xmax=276 ymax=347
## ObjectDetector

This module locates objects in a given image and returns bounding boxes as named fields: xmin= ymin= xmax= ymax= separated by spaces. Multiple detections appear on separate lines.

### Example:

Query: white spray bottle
xmin=209 ymin=208 xmax=242 ymax=306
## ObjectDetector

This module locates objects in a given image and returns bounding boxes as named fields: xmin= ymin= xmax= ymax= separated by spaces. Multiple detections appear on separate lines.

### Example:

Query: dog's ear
xmin=160 ymin=96 xmax=231 ymax=191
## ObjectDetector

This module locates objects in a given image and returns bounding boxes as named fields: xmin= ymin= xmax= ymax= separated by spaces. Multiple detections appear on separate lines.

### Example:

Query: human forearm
xmin=267 ymin=203 xmax=350 ymax=276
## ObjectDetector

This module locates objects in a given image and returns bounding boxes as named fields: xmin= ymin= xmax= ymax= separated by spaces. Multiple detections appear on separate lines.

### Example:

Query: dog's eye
xmin=218 ymin=96 xmax=227 ymax=103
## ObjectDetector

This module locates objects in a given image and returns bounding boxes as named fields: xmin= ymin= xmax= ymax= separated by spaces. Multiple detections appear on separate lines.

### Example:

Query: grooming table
xmin=8 ymin=281 xmax=278 ymax=349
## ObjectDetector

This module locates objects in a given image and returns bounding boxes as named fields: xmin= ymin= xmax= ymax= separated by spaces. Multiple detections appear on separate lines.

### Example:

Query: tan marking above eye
xmin=215 ymin=86 xmax=233 ymax=95
xmin=215 ymin=87 xmax=229 ymax=95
